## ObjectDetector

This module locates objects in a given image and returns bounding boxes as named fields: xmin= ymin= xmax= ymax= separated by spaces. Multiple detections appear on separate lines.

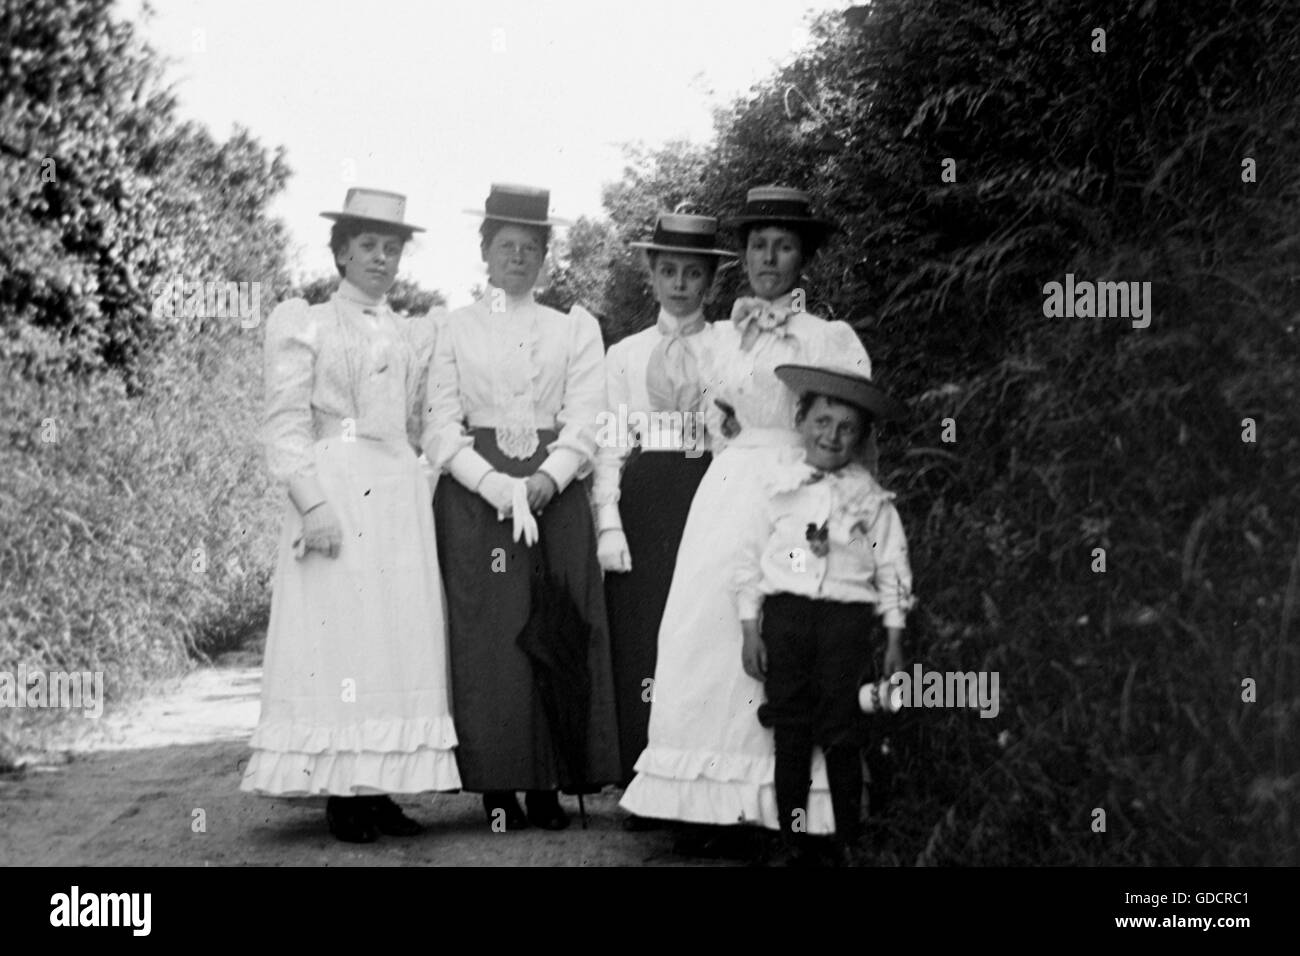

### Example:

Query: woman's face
xmin=337 ymin=231 xmax=404 ymax=298
xmin=798 ymin=395 xmax=867 ymax=473
xmin=483 ymin=224 xmax=546 ymax=297
xmin=745 ymin=226 xmax=804 ymax=301
xmin=650 ymin=253 xmax=713 ymax=318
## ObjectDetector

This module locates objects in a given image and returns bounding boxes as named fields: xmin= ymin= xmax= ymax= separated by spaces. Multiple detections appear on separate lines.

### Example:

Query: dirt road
xmin=0 ymin=652 xmax=733 ymax=867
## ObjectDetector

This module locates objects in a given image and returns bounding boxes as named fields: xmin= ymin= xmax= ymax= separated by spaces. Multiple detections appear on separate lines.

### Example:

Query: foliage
xmin=295 ymin=274 xmax=447 ymax=316
xmin=0 ymin=0 xmax=292 ymax=392
xmin=596 ymin=0 xmax=1300 ymax=864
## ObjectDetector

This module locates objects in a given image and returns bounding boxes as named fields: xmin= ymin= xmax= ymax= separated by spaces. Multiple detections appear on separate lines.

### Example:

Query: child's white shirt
xmin=734 ymin=457 xmax=914 ymax=627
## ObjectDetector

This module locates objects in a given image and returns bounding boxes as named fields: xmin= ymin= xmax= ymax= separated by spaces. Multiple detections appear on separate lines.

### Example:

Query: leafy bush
xmin=576 ymin=0 xmax=1300 ymax=864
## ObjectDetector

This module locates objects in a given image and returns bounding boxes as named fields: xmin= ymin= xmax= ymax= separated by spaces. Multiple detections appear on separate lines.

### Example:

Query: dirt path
xmin=0 ymin=653 xmax=734 ymax=867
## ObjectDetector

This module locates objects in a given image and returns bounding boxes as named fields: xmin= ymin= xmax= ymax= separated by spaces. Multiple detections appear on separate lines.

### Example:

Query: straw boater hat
xmin=724 ymin=185 xmax=837 ymax=245
xmin=320 ymin=187 xmax=425 ymax=233
xmin=775 ymin=363 xmax=907 ymax=423
xmin=465 ymin=183 xmax=572 ymax=227
xmin=630 ymin=212 xmax=738 ymax=259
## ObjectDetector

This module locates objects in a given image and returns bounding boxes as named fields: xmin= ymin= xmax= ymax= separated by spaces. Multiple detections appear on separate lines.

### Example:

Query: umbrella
xmin=515 ymin=545 xmax=595 ymax=827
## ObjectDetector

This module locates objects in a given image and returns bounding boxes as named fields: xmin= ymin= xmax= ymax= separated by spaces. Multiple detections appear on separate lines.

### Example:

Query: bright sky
xmin=119 ymin=0 xmax=847 ymax=306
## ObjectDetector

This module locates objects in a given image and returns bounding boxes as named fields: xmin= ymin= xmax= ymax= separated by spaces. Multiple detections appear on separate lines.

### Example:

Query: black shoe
xmin=326 ymin=797 xmax=380 ymax=844
xmin=483 ymin=791 xmax=529 ymax=831
xmin=525 ymin=790 xmax=570 ymax=830
xmin=363 ymin=795 xmax=424 ymax=837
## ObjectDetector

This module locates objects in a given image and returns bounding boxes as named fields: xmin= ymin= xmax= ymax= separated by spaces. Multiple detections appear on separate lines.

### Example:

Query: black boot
xmin=825 ymin=745 xmax=865 ymax=864
xmin=483 ymin=791 xmax=529 ymax=831
xmin=326 ymin=797 xmax=380 ymax=843
xmin=525 ymin=789 xmax=570 ymax=830
xmin=363 ymin=795 xmax=424 ymax=837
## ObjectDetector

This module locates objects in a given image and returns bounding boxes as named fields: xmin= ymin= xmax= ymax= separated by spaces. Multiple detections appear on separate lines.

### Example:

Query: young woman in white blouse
xmin=425 ymin=184 xmax=621 ymax=831
xmin=593 ymin=211 xmax=736 ymax=800
xmin=242 ymin=189 xmax=461 ymax=843
xmin=620 ymin=186 xmax=874 ymax=854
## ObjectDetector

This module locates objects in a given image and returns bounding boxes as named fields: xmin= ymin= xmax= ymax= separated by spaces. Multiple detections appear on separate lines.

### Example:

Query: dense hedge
xmin=549 ymin=0 xmax=1299 ymax=863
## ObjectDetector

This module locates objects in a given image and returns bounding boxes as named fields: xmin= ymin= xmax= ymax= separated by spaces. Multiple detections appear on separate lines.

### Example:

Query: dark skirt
xmin=433 ymin=428 xmax=621 ymax=792
xmin=604 ymin=448 xmax=712 ymax=783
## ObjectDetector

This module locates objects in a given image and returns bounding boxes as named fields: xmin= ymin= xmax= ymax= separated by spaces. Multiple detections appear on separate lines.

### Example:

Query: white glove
xmin=597 ymin=528 xmax=632 ymax=573
xmin=510 ymin=479 xmax=538 ymax=546
xmin=294 ymin=502 xmax=342 ymax=560
xmin=478 ymin=471 xmax=516 ymax=516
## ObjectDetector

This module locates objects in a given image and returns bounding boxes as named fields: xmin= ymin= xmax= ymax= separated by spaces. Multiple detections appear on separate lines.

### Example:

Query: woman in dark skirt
xmin=593 ymin=212 xmax=737 ymax=798
xmin=424 ymin=183 xmax=621 ymax=831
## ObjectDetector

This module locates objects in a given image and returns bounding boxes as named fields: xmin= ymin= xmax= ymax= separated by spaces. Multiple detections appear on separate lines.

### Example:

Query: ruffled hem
xmin=248 ymin=715 xmax=459 ymax=755
xmin=240 ymin=746 xmax=462 ymax=796
xmin=619 ymin=770 xmax=835 ymax=834
xmin=618 ymin=745 xmax=837 ymax=833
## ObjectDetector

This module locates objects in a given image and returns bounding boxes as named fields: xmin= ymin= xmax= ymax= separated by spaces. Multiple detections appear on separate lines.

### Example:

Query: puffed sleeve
xmin=592 ymin=336 xmax=631 ymax=531
xmin=262 ymin=298 xmax=326 ymax=511
xmin=733 ymin=488 xmax=775 ymax=621
xmin=539 ymin=304 xmax=606 ymax=492
xmin=403 ymin=309 xmax=441 ymax=450
xmin=424 ymin=312 xmax=495 ymax=492
xmin=816 ymin=320 xmax=872 ymax=378
xmin=867 ymin=499 xmax=914 ymax=628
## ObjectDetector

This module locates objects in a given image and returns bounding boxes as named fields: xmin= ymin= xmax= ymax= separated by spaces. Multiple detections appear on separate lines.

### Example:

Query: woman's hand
xmin=715 ymin=399 xmax=742 ymax=439
xmin=525 ymin=471 xmax=558 ymax=512
xmin=597 ymin=529 xmax=632 ymax=573
xmin=883 ymin=627 xmax=906 ymax=678
xmin=477 ymin=472 xmax=516 ymax=516
xmin=741 ymin=619 xmax=767 ymax=681
xmin=297 ymin=502 xmax=343 ymax=559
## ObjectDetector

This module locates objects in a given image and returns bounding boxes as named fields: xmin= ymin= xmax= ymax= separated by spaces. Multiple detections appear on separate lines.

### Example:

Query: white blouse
xmin=263 ymin=279 xmax=438 ymax=484
xmin=700 ymin=293 xmax=872 ymax=445
xmin=734 ymin=459 xmax=914 ymax=628
xmin=423 ymin=287 xmax=606 ymax=492
xmin=592 ymin=308 xmax=715 ymax=529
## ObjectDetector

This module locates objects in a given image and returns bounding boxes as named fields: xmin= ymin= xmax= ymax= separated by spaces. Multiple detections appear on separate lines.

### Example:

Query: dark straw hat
xmin=321 ymin=187 xmax=425 ymax=233
xmin=629 ymin=212 xmax=738 ymax=258
xmin=465 ymin=182 xmax=571 ymax=227
xmin=724 ymin=185 xmax=836 ymax=243
xmin=776 ymin=363 xmax=906 ymax=423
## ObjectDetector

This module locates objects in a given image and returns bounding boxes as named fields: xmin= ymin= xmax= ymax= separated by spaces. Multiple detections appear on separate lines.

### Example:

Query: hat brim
xmin=464 ymin=210 xmax=572 ymax=227
xmin=775 ymin=364 xmax=906 ymax=422
xmin=628 ymin=241 xmax=738 ymax=258
xmin=723 ymin=215 xmax=837 ymax=240
xmin=320 ymin=212 xmax=425 ymax=233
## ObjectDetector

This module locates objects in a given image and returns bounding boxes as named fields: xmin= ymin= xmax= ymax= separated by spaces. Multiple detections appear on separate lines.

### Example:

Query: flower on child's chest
xmin=805 ymin=521 xmax=830 ymax=558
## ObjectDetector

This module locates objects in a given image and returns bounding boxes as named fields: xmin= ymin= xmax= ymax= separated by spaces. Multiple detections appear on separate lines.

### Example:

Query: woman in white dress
xmin=242 ymin=188 xmax=461 ymax=843
xmin=620 ymin=186 xmax=872 ymax=848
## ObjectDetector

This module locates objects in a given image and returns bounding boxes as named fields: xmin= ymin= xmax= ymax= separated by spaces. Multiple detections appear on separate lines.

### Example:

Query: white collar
xmin=656 ymin=306 xmax=705 ymax=335
xmin=483 ymin=283 xmax=536 ymax=313
xmin=335 ymin=279 xmax=386 ymax=310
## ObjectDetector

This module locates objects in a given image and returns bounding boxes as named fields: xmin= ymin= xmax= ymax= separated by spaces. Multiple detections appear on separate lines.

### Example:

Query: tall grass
xmin=0 ymin=323 xmax=279 ymax=761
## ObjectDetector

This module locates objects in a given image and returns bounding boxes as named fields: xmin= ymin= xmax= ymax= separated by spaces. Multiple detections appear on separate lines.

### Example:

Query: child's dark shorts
xmin=757 ymin=593 xmax=876 ymax=749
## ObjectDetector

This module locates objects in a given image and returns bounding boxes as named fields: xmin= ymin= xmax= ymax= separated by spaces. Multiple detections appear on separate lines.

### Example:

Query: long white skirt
xmin=241 ymin=436 xmax=461 ymax=796
xmin=619 ymin=429 xmax=836 ymax=833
